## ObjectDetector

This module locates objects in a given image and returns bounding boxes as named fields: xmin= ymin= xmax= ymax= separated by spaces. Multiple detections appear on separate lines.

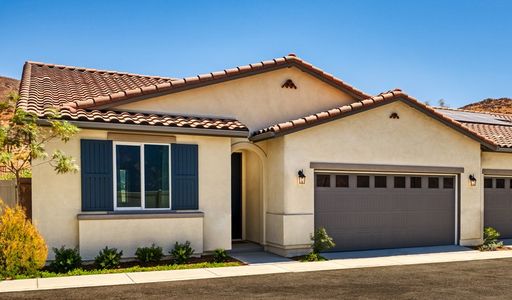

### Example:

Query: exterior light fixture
xmin=469 ymin=174 xmax=477 ymax=186
xmin=298 ymin=169 xmax=306 ymax=184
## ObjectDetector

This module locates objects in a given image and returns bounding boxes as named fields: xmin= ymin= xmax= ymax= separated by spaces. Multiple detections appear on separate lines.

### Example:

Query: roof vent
xmin=287 ymin=53 xmax=296 ymax=57
xmin=282 ymin=79 xmax=297 ymax=89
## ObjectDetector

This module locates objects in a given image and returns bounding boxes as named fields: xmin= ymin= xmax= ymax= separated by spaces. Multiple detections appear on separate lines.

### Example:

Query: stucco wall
xmin=32 ymin=129 xmax=231 ymax=260
xmin=114 ymin=67 xmax=356 ymax=131
xmin=244 ymin=151 xmax=263 ymax=243
xmin=78 ymin=216 xmax=203 ymax=260
xmin=482 ymin=152 xmax=512 ymax=170
xmin=263 ymin=101 xmax=483 ymax=254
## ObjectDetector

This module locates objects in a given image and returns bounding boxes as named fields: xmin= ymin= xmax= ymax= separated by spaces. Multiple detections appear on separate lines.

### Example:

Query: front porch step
xmin=229 ymin=241 xmax=263 ymax=254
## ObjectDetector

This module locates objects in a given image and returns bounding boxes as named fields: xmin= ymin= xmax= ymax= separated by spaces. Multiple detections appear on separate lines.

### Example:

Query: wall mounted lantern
xmin=298 ymin=169 xmax=306 ymax=184
xmin=469 ymin=174 xmax=477 ymax=186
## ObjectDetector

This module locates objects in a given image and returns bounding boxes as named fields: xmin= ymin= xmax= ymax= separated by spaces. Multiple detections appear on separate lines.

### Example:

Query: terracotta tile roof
xmin=435 ymin=107 xmax=512 ymax=148
xmin=251 ymin=89 xmax=500 ymax=150
xmin=18 ymin=61 xmax=247 ymax=134
xmin=56 ymin=108 xmax=247 ymax=131
xmin=55 ymin=54 xmax=372 ymax=111
xmin=18 ymin=61 xmax=177 ymax=115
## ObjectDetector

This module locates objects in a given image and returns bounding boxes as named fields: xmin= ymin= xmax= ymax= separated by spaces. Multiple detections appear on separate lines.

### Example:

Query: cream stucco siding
xmin=260 ymin=101 xmax=484 ymax=255
xmin=78 ymin=217 xmax=203 ymax=260
xmin=114 ymin=67 xmax=356 ymax=131
xmin=482 ymin=152 xmax=512 ymax=170
xmin=32 ymin=129 xmax=231 ymax=260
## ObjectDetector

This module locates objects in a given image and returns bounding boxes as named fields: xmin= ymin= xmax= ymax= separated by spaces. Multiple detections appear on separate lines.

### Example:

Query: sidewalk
xmin=3 ymin=245 xmax=512 ymax=293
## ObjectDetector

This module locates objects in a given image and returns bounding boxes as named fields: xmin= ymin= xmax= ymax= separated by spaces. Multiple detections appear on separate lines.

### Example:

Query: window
xmin=115 ymin=143 xmax=170 ymax=210
xmin=336 ymin=175 xmax=349 ymax=188
xmin=443 ymin=177 xmax=454 ymax=189
xmin=410 ymin=177 xmax=422 ymax=188
xmin=357 ymin=176 xmax=370 ymax=188
xmin=428 ymin=177 xmax=439 ymax=189
xmin=496 ymin=178 xmax=505 ymax=189
xmin=484 ymin=178 xmax=492 ymax=188
xmin=374 ymin=176 xmax=387 ymax=188
xmin=394 ymin=176 xmax=406 ymax=188
xmin=316 ymin=174 xmax=331 ymax=187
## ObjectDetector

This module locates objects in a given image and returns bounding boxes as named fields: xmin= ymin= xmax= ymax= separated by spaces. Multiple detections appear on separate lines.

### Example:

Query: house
xmin=19 ymin=54 xmax=512 ymax=260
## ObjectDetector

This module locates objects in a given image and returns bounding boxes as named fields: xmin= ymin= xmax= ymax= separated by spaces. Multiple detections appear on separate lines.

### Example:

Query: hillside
xmin=0 ymin=76 xmax=20 ymax=100
xmin=461 ymin=98 xmax=512 ymax=114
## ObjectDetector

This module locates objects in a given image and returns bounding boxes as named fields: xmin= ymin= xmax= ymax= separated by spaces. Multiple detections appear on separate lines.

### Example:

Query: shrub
xmin=301 ymin=252 xmax=326 ymax=262
xmin=95 ymin=246 xmax=123 ymax=269
xmin=170 ymin=241 xmax=194 ymax=264
xmin=0 ymin=203 xmax=48 ymax=278
xmin=213 ymin=248 xmax=228 ymax=263
xmin=479 ymin=227 xmax=503 ymax=251
xmin=50 ymin=246 xmax=82 ymax=273
xmin=135 ymin=244 xmax=163 ymax=264
xmin=311 ymin=227 xmax=335 ymax=254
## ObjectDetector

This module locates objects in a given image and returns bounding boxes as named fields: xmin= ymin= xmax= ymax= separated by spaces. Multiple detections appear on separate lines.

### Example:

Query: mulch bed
xmin=42 ymin=255 xmax=243 ymax=272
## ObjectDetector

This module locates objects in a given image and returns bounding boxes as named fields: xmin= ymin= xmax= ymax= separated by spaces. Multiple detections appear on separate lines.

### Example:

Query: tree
xmin=0 ymin=91 xmax=79 ymax=204
xmin=438 ymin=98 xmax=448 ymax=108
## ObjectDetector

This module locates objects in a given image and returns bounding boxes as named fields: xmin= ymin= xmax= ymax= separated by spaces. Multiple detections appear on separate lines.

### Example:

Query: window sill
xmin=77 ymin=211 xmax=204 ymax=220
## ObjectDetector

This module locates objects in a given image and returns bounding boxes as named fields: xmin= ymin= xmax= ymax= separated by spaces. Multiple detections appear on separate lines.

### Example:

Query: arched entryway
xmin=231 ymin=142 xmax=267 ymax=247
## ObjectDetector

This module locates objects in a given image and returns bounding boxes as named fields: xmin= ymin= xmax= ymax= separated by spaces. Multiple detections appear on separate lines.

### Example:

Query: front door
xmin=231 ymin=153 xmax=242 ymax=240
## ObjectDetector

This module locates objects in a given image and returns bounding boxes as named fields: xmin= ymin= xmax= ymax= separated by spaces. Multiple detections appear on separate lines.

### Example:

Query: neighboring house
xmin=18 ymin=54 xmax=512 ymax=260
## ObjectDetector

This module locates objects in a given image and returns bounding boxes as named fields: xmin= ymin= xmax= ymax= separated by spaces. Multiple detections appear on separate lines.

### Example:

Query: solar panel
xmin=435 ymin=109 xmax=512 ymax=126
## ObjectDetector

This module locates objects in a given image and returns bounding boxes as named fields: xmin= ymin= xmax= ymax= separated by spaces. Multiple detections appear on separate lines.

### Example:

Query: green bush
xmin=50 ymin=246 xmax=82 ymax=273
xmin=480 ymin=227 xmax=503 ymax=251
xmin=170 ymin=241 xmax=194 ymax=264
xmin=301 ymin=252 xmax=326 ymax=262
xmin=213 ymin=248 xmax=228 ymax=263
xmin=311 ymin=227 xmax=335 ymax=254
xmin=0 ymin=203 xmax=48 ymax=278
xmin=95 ymin=246 xmax=123 ymax=269
xmin=135 ymin=244 xmax=163 ymax=264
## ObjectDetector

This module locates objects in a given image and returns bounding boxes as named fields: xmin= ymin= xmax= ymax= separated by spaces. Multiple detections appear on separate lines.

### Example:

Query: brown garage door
xmin=314 ymin=173 xmax=456 ymax=251
xmin=484 ymin=177 xmax=512 ymax=238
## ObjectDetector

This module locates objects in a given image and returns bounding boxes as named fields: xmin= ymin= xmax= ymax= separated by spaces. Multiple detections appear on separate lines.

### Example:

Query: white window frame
xmin=113 ymin=141 xmax=172 ymax=211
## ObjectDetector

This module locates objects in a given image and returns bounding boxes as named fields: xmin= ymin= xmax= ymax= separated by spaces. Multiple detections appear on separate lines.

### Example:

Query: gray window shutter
xmin=81 ymin=139 xmax=113 ymax=211
xmin=171 ymin=144 xmax=198 ymax=210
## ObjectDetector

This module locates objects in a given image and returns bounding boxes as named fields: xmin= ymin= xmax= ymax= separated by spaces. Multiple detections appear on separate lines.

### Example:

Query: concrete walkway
xmin=3 ymin=245 xmax=512 ymax=293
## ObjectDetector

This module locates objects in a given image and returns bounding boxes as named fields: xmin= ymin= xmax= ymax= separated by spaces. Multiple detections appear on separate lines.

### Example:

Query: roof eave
xmin=78 ymin=60 xmax=371 ymax=111
xmin=37 ymin=119 xmax=249 ymax=138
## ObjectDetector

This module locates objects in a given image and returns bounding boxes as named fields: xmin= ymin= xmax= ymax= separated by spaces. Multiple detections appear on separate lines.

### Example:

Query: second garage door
xmin=315 ymin=173 xmax=456 ymax=251
xmin=484 ymin=177 xmax=512 ymax=239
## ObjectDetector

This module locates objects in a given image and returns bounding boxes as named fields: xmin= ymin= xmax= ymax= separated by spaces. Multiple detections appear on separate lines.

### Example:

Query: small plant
xmin=170 ymin=241 xmax=194 ymax=264
xmin=302 ymin=252 xmax=326 ymax=262
xmin=95 ymin=246 xmax=123 ymax=269
xmin=0 ymin=203 xmax=48 ymax=278
xmin=135 ymin=244 xmax=163 ymax=264
xmin=50 ymin=246 xmax=82 ymax=273
xmin=213 ymin=248 xmax=228 ymax=263
xmin=479 ymin=227 xmax=503 ymax=251
xmin=302 ymin=227 xmax=335 ymax=261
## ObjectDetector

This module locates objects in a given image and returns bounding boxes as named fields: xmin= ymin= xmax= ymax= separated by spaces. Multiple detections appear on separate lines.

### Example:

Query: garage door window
xmin=443 ymin=177 xmax=454 ymax=189
xmin=317 ymin=174 xmax=331 ymax=187
xmin=410 ymin=177 xmax=422 ymax=188
xmin=335 ymin=175 xmax=349 ymax=188
xmin=357 ymin=176 xmax=370 ymax=188
xmin=428 ymin=177 xmax=439 ymax=189
xmin=496 ymin=178 xmax=505 ymax=189
xmin=374 ymin=176 xmax=387 ymax=188
xmin=394 ymin=176 xmax=406 ymax=188
xmin=484 ymin=178 xmax=492 ymax=188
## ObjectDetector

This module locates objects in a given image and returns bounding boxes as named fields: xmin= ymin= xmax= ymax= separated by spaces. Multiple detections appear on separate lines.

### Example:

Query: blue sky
xmin=0 ymin=0 xmax=510 ymax=107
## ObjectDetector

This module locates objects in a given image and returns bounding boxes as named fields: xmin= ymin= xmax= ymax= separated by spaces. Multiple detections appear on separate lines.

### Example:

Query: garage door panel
xmin=315 ymin=173 xmax=455 ymax=251
xmin=484 ymin=177 xmax=512 ymax=238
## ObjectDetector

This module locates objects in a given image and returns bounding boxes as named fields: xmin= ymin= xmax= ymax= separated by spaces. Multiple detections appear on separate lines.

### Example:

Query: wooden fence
xmin=0 ymin=178 xmax=32 ymax=218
